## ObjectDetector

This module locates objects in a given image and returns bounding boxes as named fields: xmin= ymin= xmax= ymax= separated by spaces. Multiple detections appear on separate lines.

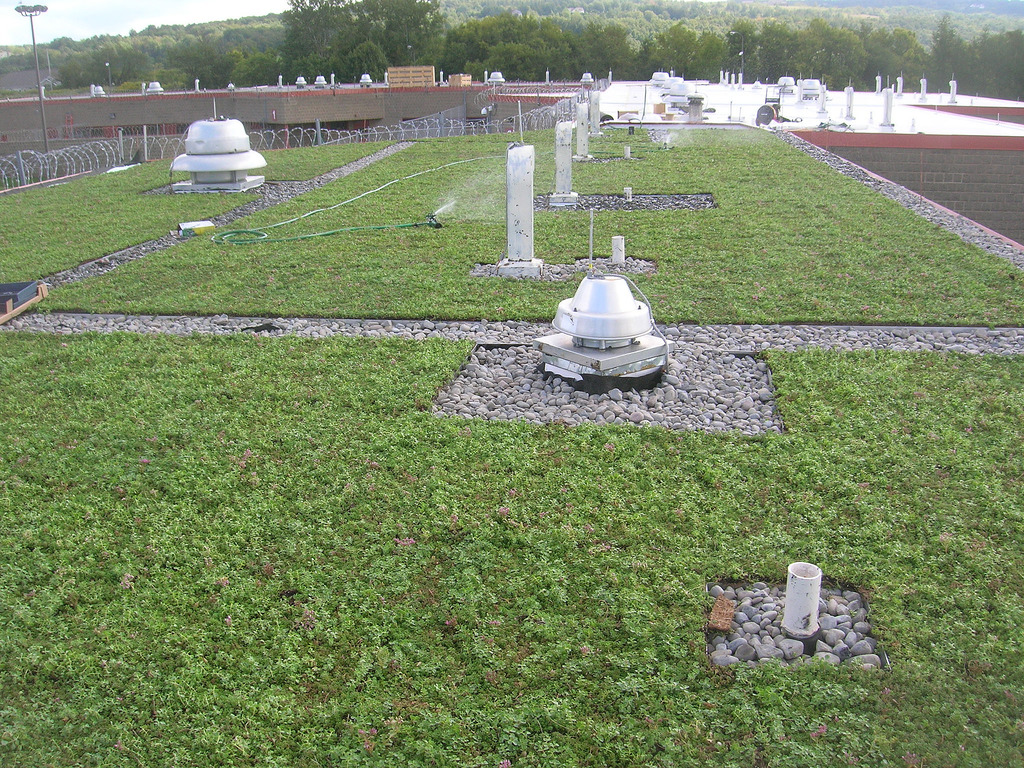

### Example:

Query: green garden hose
xmin=211 ymin=154 xmax=502 ymax=245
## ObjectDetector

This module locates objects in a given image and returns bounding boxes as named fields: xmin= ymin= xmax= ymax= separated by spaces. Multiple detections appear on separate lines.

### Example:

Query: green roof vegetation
xmin=1 ymin=128 xmax=1023 ymax=766
xmin=23 ymin=129 xmax=1024 ymax=326
xmin=0 ymin=142 xmax=387 ymax=283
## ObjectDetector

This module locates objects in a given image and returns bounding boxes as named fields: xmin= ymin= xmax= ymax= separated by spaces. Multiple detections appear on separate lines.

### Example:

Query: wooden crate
xmin=387 ymin=66 xmax=436 ymax=89
xmin=0 ymin=281 xmax=47 ymax=325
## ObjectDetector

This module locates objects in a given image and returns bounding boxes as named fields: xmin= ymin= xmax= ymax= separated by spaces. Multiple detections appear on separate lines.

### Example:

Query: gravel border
xmin=533 ymin=193 xmax=716 ymax=212
xmin=469 ymin=257 xmax=657 ymax=281
xmin=5 ymin=313 xmax=1022 ymax=355
xmin=44 ymin=142 xmax=415 ymax=288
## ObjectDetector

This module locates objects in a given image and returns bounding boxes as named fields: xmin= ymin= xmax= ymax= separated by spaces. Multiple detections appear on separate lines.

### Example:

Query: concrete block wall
xmin=828 ymin=145 xmax=1024 ymax=246
xmin=0 ymin=87 xmax=488 ymax=152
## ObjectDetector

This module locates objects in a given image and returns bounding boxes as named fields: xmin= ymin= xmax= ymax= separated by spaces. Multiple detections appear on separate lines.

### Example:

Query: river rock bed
xmin=707 ymin=582 xmax=885 ymax=669
xmin=432 ymin=343 xmax=781 ymax=434
xmin=533 ymin=193 xmax=716 ymax=212
xmin=469 ymin=257 xmax=656 ymax=281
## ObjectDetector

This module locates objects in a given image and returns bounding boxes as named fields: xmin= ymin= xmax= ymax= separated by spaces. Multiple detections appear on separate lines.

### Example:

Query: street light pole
xmin=16 ymin=5 xmax=50 ymax=154
xmin=106 ymin=61 xmax=112 ymax=89
xmin=729 ymin=30 xmax=745 ymax=82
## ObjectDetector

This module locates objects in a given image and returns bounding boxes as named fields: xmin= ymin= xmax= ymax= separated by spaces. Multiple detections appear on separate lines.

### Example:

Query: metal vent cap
xmin=183 ymin=118 xmax=253 ymax=156
xmin=552 ymin=274 xmax=653 ymax=347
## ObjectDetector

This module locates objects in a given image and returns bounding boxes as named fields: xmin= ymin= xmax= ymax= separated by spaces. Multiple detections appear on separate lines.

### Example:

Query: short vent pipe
xmin=782 ymin=562 xmax=822 ymax=640
xmin=611 ymin=236 xmax=625 ymax=264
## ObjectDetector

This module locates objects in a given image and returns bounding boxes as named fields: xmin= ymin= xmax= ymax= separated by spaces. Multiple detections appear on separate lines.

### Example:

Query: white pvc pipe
xmin=920 ymin=77 xmax=928 ymax=102
xmin=589 ymin=90 xmax=601 ymax=135
xmin=782 ymin=562 xmax=822 ymax=638
xmin=575 ymin=102 xmax=589 ymax=158
xmin=553 ymin=121 xmax=573 ymax=196
xmin=624 ymin=145 xmax=631 ymax=160
xmin=506 ymin=144 xmax=534 ymax=263
xmin=844 ymin=86 xmax=855 ymax=120
xmin=949 ymin=79 xmax=958 ymax=104
xmin=611 ymin=236 xmax=625 ymax=264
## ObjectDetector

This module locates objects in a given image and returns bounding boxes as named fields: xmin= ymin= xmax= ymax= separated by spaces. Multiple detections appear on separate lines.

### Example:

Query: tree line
xmin=6 ymin=3 xmax=1023 ymax=101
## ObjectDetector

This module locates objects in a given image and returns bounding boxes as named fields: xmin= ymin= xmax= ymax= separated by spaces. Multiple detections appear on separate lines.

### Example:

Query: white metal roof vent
xmin=534 ymin=273 xmax=671 ymax=392
xmin=487 ymin=71 xmax=506 ymax=85
xmin=313 ymin=75 xmax=328 ymax=88
xmin=667 ymin=81 xmax=694 ymax=98
xmin=359 ymin=73 xmax=373 ymax=86
xmin=295 ymin=75 xmax=307 ymax=88
xmin=553 ymin=274 xmax=652 ymax=349
xmin=581 ymin=72 xmax=595 ymax=85
xmin=146 ymin=81 xmax=164 ymax=94
xmin=650 ymin=71 xmax=670 ymax=86
xmin=170 ymin=118 xmax=267 ymax=193
xmin=800 ymin=78 xmax=821 ymax=99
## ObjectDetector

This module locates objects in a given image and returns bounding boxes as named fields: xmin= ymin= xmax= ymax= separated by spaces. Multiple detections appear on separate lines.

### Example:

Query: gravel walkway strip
xmin=45 ymin=142 xmax=415 ymax=288
xmin=5 ymin=313 xmax=1021 ymax=434
xmin=5 ymin=312 xmax=1021 ymax=354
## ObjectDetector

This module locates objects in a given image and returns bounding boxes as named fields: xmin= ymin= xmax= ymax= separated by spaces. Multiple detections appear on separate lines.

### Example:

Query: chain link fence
xmin=1 ymin=97 xmax=578 ymax=191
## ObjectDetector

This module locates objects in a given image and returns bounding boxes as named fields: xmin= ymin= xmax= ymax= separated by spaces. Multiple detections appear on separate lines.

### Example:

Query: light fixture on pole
xmin=106 ymin=61 xmax=112 ymax=88
xmin=728 ymin=30 xmax=745 ymax=82
xmin=15 ymin=4 xmax=49 ymax=154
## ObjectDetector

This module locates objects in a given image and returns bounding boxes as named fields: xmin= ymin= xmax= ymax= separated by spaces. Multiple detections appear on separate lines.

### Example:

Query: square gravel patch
xmin=432 ymin=344 xmax=782 ymax=434
xmin=706 ymin=580 xmax=888 ymax=670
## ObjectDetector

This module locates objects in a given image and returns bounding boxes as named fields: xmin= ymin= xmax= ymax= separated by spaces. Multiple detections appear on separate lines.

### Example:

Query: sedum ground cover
xmin=1 ymin=127 xmax=1023 ymax=766
xmin=0 ymin=142 xmax=388 ymax=283
xmin=0 ymin=333 xmax=1022 ymax=766
xmin=28 ymin=129 xmax=1024 ymax=326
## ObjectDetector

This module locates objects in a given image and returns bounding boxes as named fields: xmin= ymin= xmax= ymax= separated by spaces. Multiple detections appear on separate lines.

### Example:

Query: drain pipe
xmin=782 ymin=562 xmax=822 ymax=644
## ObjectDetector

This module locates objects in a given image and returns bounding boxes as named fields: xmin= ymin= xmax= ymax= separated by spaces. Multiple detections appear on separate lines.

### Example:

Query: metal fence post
xmin=16 ymin=150 xmax=27 ymax=186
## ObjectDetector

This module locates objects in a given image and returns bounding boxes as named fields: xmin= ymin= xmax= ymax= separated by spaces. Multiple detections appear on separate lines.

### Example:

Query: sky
xmin=2 ymin=1 xmax=290 ymax=46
